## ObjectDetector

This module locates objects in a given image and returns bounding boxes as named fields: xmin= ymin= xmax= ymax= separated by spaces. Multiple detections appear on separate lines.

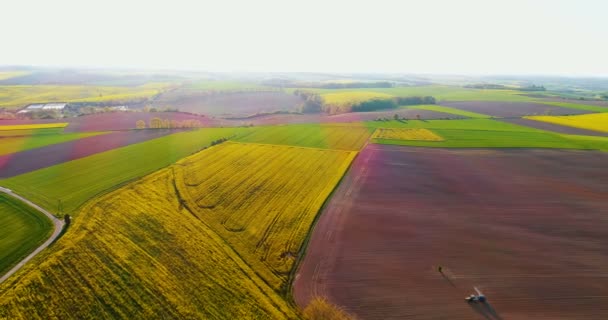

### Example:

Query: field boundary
xmin=227 ymin=140 xmax=362 ymax=152
xmin=0 ymin=187 xmax=65 ymax=284
xmin=286 ymin=148 xmax=361 ymax=306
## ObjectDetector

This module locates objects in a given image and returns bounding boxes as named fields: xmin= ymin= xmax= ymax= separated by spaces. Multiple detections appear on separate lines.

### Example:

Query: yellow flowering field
xmin=322 ymin=91 xmax=394 ymax=106
xmin=525 ymin=113 xmax=608 ymax=133
xmin=0 ymin=123 xmax=68 ymax=131
xmin=372 ymin=128 xmax=444 ymax=141
xmin=0 ymin=142 xmax=356 ymax=319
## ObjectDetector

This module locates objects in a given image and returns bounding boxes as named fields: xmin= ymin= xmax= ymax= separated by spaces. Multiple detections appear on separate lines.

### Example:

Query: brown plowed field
xmin=294 ymin=145 xmax=608 ymax=320
xmin=500 ymin=118 xmax=608 ymax=137
xmin=440 ymin=101 xmax=592 ymax=117
xmin=62 ymin=112 xmax=214 ymax=132
xmin=0 ymin=130 xmax=172 ymax=178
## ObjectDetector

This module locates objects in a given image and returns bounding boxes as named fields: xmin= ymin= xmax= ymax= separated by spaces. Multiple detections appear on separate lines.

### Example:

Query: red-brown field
xmin=0 ymin=112 xmax=214 ymax=132
xmin=294 ymin=145 xmax=608 ymax=320
xmin=0 ymin=130 xmax=172 ymax=178
xmin=62 ymin=112 xmax=214 ymax=132
xmin=153 ymin=90 xmax=304 ymax=116
xmin=440 ymin=101 xmax=592 ymax=117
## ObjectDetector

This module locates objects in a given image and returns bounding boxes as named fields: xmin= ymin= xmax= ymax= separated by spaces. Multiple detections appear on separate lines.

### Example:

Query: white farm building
xmin=18 ymin=103 xmax=67 ymax=113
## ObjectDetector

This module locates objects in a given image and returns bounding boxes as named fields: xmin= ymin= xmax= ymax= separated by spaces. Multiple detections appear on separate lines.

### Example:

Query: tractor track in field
xmin=0 ymin=187 xmax=65 ymax=284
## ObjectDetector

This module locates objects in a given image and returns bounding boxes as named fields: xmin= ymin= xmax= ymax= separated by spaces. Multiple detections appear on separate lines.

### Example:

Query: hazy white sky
xmin=1 ymin=0 xmax=606 ymax=75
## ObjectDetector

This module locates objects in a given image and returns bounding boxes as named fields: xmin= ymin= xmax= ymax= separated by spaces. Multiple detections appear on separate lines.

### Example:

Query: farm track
xmin=0 ymin=187 xmax=64 ymax=284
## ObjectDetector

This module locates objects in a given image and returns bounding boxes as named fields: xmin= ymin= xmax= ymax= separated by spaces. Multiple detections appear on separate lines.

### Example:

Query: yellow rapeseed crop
xmin=525 ymin=113 xmax=608 ymax=133
xmin=322 ymin=91 xmax=393 ymax=106
xmin=0 ymin=142 xmax=356 ymax=319
xmin=0 ymin=84 xmax=167 ymax=109
xmin=0 ymin=123 xmax=68 ymax=131
xmin=372 ymin=128 xmax=445 ymax=141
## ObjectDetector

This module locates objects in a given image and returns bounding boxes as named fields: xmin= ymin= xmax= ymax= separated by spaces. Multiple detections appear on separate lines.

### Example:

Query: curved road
xmin=0 ymin=186 xmax=65 ymax=284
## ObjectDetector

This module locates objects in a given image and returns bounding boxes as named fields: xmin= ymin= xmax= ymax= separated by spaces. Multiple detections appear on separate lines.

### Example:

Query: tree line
xmin=351 ymin=96 xmax=436 ymax=112
xmin=293 ymin=90 xmax=436 ymax=114
xmin=294 ymin=90 xmax=323 ymax=113
xmin=303 ymin=81 xmax=394 ymax=89
xmin=136 ymin=118 xmax=203 ymax=129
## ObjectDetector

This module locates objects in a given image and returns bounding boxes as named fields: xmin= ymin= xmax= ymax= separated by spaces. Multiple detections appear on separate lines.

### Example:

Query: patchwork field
xmin=372 ymin=128 xmax=444 ymax=141
xmin=365 ymin=119 xmax=608 ymax=150
xmin=234 ymin=125 xmax=374 ymax=150
xmin=0 ymin=130 xmax=172 ymax=178
xmin=440 ymin=101 xmax=592 ymax=117
xmin=500 ymin=118 xmax=608 ymax=137
xmin=0 ymin=131 xmax=104 ymax=156
xmin=0 ymin=128 xmax=252 ymax=214
xmin=326 ymin=108 xmax=466 ymax=121
xmin=0 ymin=193 xmax=52 ymax=276
xmin=0 ymin=142 xmax=356 ymax=319
xmin=294 ymin=144 xmax=608 ymax=320
xmin=525 ymin=113 xmax=608 ymax=133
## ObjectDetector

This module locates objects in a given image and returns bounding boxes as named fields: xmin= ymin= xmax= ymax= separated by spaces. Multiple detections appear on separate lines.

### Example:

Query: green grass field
xmin=0 ymin=131 xmax=105 ymax=156
xmin=367 ymin=119 xmax=608 ymax=150
xmin=539 ymin=101 xmax=608 ymax=113
xmin=0 ymin=193 xmax=53 ymax=276
xmin=0 ymin=83 xmax=168 ymax=109
xmin=234 ymin=124 xmax=374 ymax=150
xmin=0 ymin=127 xmax=254 ymax=216
xmin=0 ymin=127 xmax=68 ymax=137
xmin=403 ymin=104 xmax=491 ymax=118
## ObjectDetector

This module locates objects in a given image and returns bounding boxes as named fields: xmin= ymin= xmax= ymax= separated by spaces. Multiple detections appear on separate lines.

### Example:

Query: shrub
xmin=303 ymin=297 xmax=356 ymax=320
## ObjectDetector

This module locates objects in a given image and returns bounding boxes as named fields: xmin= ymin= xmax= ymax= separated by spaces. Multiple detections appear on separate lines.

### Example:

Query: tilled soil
xmin=294 ymin=144 xmax=608 ymax=320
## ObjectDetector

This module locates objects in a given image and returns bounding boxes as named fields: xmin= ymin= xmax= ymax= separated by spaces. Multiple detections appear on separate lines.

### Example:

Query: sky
xmin=1 ymin=0 xmax=607 ymax=75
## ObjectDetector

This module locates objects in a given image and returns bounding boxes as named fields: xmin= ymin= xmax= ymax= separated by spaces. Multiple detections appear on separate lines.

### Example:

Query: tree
xmin=149 ymin=117 xmax=163 ymax=129
xmin=394 ymin=114 xmax=399 ymax=120
xmin=136 ymin=120 xmax=146 ymax=129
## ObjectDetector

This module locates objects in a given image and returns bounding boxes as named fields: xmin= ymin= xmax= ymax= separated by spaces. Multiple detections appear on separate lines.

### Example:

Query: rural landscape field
xmin=2 ymin=1 xmax=608 ymax=319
